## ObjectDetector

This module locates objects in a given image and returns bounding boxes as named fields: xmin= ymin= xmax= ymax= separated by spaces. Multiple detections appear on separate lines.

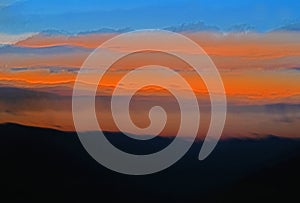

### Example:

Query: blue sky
xmin=1 ymin=0 xmax=300 ymax=33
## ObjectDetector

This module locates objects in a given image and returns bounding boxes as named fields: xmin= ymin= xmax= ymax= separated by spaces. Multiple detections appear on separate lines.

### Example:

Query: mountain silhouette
xmin=1 ymin=123 xmax=300 ymax=203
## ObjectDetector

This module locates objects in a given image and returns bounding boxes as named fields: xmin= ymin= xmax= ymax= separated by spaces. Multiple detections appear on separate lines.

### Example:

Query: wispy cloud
xmin=273 ymin=22 xmax=300 ymax=32
xmin=0 ymin=33 xmax=37 ymax=45
xmin=165 ymin=21 xmax=220 ymax=32
xmin=0 ymin=0 xmax=22 ymax=8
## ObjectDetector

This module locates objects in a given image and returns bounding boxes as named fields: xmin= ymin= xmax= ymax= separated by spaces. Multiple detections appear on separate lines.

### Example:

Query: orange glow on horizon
xmin=1 ymin=31 xmax=300 ymax=136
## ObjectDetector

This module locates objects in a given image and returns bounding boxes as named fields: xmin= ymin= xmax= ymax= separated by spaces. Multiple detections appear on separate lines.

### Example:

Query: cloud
xmin=263 ymin=103 xmax=300 ymax=113
xmin=226 ymin=24 xmax=255 ymax=33
xmin=0 ymin=0 xmax=22 ymax=8
xmin=38 ymin=28 xmax=133 ymax=36
xmin=273 ymin=22 xmax=300 ymax=32
xmin=0 ymin=44 xmax=91 ymax=54
xmin=0 ymin=33 xmax=37 ymax=45
xmin=9 ymin=67 xmax=30 ymax=71
xmin=165 ymin=21 xmax=220 ymax=32
xmin=78 ymin=28 xmax=132 ymax=35
xmin=8 ymin=66 xmax=79 ymax=73
xmin=291 ymin=67 xmax=300 ymax=71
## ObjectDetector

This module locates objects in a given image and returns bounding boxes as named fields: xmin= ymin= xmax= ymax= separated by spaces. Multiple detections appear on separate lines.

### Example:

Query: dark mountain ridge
xmin=1 ymin=123 xmax=300 ymax=202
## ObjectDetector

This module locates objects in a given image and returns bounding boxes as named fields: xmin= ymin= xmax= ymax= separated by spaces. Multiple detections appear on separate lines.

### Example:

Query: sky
xmin=1 ymin=0 xmax=300 ymax=33
xmin=0 ymin=0 xmax=299 ymax=139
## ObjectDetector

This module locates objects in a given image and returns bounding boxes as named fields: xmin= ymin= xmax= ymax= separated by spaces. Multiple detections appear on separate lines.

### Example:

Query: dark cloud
xmin=9 ymin=67 xmax=29 ymax=71
xmin=262 ymin=103 xmax=300 ymax=124
xmin=291 ymin=67 xmax=300 ymax=71
xmin=274 ymin=117 xmax=295 ymax=123
xmin=263 ymin=103 xmax=300 ymax=113
xmin=8 ymin=66 xmax=79 ymax=73
xmin=48 ymin=66 xmax=79 ymax=73
xmin=0 ymin=44 xmax=91 ymax=55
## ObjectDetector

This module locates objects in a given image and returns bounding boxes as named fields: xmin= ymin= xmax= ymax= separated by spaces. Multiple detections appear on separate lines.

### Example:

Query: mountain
xmin=0 ymin=123 xmax=300 ymax=202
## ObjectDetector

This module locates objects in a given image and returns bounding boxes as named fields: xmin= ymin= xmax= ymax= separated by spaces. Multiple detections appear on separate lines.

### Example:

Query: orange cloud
xmin=0 ymin=31 xmax=299 ymax=105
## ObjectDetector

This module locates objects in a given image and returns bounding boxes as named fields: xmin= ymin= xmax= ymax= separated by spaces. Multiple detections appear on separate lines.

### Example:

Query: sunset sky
xmin=0 ymin=0 xmax=299 ymax=139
